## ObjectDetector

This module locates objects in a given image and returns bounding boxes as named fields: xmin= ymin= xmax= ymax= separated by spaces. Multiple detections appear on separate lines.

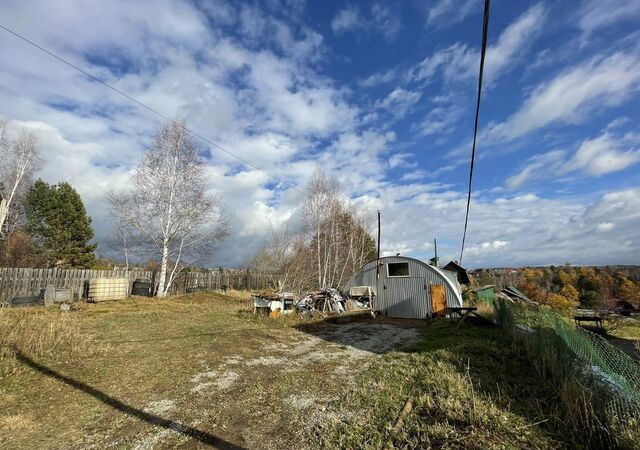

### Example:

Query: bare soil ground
xmin=0 ymin=293 xmax=421 ymax=449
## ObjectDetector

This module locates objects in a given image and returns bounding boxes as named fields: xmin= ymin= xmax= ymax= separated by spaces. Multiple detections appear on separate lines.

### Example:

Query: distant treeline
xmin=470 ymin=265 xmax=640 ymax=310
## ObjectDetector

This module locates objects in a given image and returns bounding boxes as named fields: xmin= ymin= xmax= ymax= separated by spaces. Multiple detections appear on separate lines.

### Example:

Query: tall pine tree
xmin=25 ymin=180 xmax=96 ymax=268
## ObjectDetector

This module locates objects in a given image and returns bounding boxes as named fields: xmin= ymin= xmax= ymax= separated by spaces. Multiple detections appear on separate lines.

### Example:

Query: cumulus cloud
xmin=1 ymin=0 xmax=639 ymax=269
xmin=564 ymin=133 xmax=640 ymax=176
xmin=486 ymin=51 xmax=640 ymax=142
xmin=357 ymin=177 xmax=640 ymax=266
xmin=506 ymin=132 xmax=640 ymax=189
xmin=464 ymin=240 xmax=509 ymax=256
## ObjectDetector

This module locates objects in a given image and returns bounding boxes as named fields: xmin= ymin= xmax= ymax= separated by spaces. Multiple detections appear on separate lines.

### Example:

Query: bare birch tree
xmin=249 ymin=169 xmax=375 ymax=293
xmin=109 ymin=118 xmax=228 ymax=296
xmin=302 ymin=169 xmax=376 ymax=289
xmin=0 ymin=120 xmax=40 ymax=240
xmin=303 ymin=169 xmax=338 ymax=288
xmin=250 ymin=226 xmax=315 ymax=293
xmin=106 ymin=217 xmax=139 ymax=271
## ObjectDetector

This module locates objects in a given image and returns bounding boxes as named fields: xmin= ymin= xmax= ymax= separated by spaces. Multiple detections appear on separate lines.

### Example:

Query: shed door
xmin=430 ymin=284 xmax=447 ymax=317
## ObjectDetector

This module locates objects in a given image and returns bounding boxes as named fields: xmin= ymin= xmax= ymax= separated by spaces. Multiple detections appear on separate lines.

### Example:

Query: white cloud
xmin=1 ymin=0 xmax=639 ymax=270
xmin=411 ymin=43 xmax=476 ymax=84
xmin=370 ymin=2 xmax=401 ymax=38
xmin=486 ymin=51 xmax=640 ymax=142
xmin=388 ymin=153 xmax=417 ymax=169
xmin=564 ymin=133 xmax=640 ymax=176
xmin=506 ymin=150 xmax=567 ymax=189
xmin=577 ymin=0 xmax=640 ymax=37
xmin=419 ymin=104 xmax=463 ymax=136
xmin=331 ymin=3 xmax=401 ymax=39
xmin=359 ymin=68 xmax=397 ymax=88
xmin=506 ymin=132 xmax=640 ymax=189
xmin=465 ymin=240 xmax=509 ymax=256
xmin=331 ymin=7 xmax=361 ymax=34
xmin=425 ymin=0 xmax=477 ymax=28
xmin=484 ymin=3 xmax=547 ymax=84
xmin=401 ymin=170 xmax=427 ymax=181
xmin=374 ymin=185 xmax=640 ymax=266
xmin=412 ymin=3 xmax=546 ymax=86
xmin=375 ymin=88 xmax=422 ymax=120
xmin=354 ymin=171 xmax=640 ymax=266
xmin=596 ymin=222 xmax=615 ymax=232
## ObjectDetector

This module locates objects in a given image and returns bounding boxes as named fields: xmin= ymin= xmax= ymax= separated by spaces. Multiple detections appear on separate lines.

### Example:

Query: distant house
xmin=442 ymin=261 xmax=471 ymax=285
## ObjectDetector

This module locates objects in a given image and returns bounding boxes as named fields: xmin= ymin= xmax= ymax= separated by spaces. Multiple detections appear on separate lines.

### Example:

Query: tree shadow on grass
xmin=15 ymin=350 xmax=246 ymax=450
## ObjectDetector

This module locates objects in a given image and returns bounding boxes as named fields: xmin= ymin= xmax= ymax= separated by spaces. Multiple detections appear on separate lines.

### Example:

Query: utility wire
xmin=0 ymin=23 xmax=304 ymax=194
xmin=459 ymin=0 xmax=491 ymax=265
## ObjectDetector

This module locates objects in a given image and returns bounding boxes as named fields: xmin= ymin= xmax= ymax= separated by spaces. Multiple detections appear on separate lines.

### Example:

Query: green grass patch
xmin=313 ymin=320 xmax=578 ymax=450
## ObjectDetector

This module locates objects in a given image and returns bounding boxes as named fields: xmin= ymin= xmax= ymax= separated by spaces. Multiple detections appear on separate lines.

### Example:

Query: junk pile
xmin=297 ymin=288 xmax=346 ymax=316
xmin=475 ymin=284 xmax=536 ymax=304
xmin=614 ymin=300 xmax=640 ymax=317
xmin=499 ymin=285 xmax=534 ymax=303
xmin=347 ymin=286 xmax=374 ymax=309
xmin=252 ymin=291 xmax=296 ymax=317
xmin=254 ymin=287 xmax=371 ymax=318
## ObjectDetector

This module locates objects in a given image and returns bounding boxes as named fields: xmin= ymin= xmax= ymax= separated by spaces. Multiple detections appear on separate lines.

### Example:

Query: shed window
xmin=387 ymin=262 xmax=409 ymax=277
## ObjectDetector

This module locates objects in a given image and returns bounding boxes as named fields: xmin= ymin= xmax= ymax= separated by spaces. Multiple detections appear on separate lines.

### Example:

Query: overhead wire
xmin=0 ymin=23 xmax=304 ymax=195
xmin=3 ymin=12 xmax=496 ymax=242
xmin=459 ymin=0 xmax=491 ymax=265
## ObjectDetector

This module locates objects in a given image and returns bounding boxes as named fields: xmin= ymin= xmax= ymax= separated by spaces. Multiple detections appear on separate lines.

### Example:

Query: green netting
xmin=475 ymin=287 xmax=495 ymax=304
xmin=479 ymin=294 xmax=640 ymax=446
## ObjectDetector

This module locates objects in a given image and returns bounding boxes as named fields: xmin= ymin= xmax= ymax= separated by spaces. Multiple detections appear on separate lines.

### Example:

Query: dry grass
xmin=0 ymin=293 xmax=597 ymax=449
xmin=0 ymin=307 xmax=85 ymax=374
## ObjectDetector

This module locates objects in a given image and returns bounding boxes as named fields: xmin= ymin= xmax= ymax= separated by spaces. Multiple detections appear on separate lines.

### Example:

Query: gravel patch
xmin=287 ymin=394 xmax=316 ymax=410
xmin=143 ymin=399 xmax=175 ymax=415
xmin=190 ymin=370 xmax=239 ymax=393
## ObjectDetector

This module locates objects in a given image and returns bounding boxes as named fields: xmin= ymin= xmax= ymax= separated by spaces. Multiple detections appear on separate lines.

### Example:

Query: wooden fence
xmin=0 ymin=267 xmax=273 ymax=307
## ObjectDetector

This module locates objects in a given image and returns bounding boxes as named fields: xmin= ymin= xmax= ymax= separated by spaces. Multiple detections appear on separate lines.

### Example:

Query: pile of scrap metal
xmin=613 ymin=300 xmax=640 ymax=317
xmin=297 ymin=288 xmax=347 ymax=316
xmin=496 ymin=285 xmax=536 ymax=304
xmin=252 ymin=291 xmax=297 ymax=317
xmin=347 ymin=285 xmax=374 ymax=309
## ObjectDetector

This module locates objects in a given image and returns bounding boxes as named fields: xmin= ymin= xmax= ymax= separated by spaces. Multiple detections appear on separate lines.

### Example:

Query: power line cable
xmin=459 ymin=0 xmax=491 ymax=265
xmin=0 ymin=23 xmax=304 ymax=194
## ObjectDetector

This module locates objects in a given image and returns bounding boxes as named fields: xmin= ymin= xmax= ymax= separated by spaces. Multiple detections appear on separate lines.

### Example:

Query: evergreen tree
xmin=25 ymin=180 xmax=96 ymax=268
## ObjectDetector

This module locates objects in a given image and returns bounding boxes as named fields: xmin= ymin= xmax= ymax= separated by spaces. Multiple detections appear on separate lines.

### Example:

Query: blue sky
xmin=0 ymin=0 xmax=639 ymax=267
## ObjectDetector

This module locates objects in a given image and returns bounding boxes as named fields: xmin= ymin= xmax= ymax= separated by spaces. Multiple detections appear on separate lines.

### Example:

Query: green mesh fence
xmin=478 ymin=294 xmax=640 ymax=445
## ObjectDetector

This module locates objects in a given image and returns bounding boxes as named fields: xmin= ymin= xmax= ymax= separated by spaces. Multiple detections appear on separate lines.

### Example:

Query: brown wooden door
xmin=430 ymin=284 xmax=447 ymax=317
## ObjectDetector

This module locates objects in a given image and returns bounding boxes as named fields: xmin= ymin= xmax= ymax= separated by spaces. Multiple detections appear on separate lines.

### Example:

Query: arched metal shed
xmin=344 ymin=256 xmax=463 ymax=319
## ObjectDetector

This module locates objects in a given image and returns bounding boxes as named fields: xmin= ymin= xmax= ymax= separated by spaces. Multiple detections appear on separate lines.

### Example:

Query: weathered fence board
xmin=0 ymin=268 xmax=272 ymax=307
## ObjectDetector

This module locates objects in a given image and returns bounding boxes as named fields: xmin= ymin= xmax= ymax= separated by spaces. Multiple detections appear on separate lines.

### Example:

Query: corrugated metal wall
xmin=344 ymin=256 xmax=463 ymax=319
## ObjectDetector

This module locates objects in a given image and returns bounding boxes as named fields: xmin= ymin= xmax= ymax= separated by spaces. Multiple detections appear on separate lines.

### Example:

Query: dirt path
xmin=115 ymin=320 xmax=421 ymax=449
xmin=607 ymin=337 xmax=640 ymax=362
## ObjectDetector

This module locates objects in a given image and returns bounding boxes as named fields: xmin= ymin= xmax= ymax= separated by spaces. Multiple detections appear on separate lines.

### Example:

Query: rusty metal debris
xmin=252 ymin=291 xmax=296 ymax=315
xmin=297 ymin=288 xmax=346 ymax=315
xmin=253 ymin=287 xmax=370 ymax=318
